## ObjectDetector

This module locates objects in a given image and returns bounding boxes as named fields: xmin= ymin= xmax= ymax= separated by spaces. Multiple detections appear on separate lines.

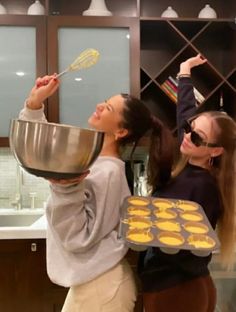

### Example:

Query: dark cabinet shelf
xmin=141 ymin=82 xmax=177 ymax=129
xmin=197 ymin=83 xmax=236 ymax=117
xmin=0 ymin=0 xmax=138 ymax=16
xmin=3 ymin=0 xmax=236 ymax=19
xmin=140 ymin=17 xmax=236 ymax=127
xmin=170 ymin=20 xmax=209 ymax=40
xmin=49 ymin=0 xmax=138 ymax=16
xmin=192 ymin=21 xmax=236 ymax=77
xmin=0 ymin=0 xmax=47 ymax=15
xmin=141 ymin=68 xmax=153 ymax=91
xmin=157 ymin=48 xmax=223 ymax=92
xmin=140 ymin=0 xmax=236 ymax=19
xmin=140 ymin=20 xmax=189 ymax=78
xmin=227 ymin=70 xmax=236 ymax=91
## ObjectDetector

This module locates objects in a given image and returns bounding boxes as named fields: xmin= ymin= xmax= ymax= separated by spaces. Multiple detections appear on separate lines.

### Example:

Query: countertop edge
xmin=0 ymin=214 xmax=47 ymax=239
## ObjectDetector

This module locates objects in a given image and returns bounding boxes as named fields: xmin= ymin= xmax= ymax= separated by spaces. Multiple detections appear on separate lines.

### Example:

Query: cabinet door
xmin=0 ymin=239 xmax=68 ymax=312
xmin=47 ymin=16 xmax=139 ymax=125
xmin=0 ymin=16 xmax=46 ymax=147
xmin=0 ymin=239 xmax=45 ymax=312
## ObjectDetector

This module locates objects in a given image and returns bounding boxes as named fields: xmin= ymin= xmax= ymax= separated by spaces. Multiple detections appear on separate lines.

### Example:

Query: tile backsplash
xmin=0 ymin=148 xmax=49 ymax=209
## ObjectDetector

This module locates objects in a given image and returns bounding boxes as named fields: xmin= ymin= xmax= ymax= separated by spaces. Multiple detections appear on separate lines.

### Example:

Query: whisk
xmin=57 ymin=48 xmax=100 ymax=78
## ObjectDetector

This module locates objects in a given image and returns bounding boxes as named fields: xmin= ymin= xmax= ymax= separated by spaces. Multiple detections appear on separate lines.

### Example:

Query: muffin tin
xmin=119 ymin=196 xmax=220 ymax=256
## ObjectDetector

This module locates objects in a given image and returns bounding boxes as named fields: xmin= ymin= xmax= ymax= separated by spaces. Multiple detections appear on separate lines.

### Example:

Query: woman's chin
xmin=88 ymin=117 xmax=95 ymax=128
xmin=88 ymin=120 xmax=100 ymax=131
xmin=180 ymin=145 xmax=189 ymax=156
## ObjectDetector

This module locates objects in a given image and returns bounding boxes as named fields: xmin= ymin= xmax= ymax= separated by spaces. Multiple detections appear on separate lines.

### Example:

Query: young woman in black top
xmin=139 ymin=54 xmax=236 ymax=312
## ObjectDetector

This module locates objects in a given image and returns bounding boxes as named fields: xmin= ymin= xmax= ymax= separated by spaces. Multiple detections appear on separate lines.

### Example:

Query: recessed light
xmin=16 ymin=72 xmax=25 ymax=77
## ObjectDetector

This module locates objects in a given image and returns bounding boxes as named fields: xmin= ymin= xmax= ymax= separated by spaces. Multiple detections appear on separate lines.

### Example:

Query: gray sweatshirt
xmin=19 ymin=105 xmax=130 ymax=287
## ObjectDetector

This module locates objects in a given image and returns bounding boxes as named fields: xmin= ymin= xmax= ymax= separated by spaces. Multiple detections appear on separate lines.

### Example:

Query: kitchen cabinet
xmin=0 ymin=1 xmax=139 ymax=145
xmin=0 ymin=15 xmax=46 ymax=147
xmin=1 ymin=0 xmax=236 ymax=146
xmin=0 ymin=239 xmax=142 ymax=312
xmin=1 ymin=240 xmax=235 ymax=312
xmin=140 ymin=1 xmax=236 ymax=130
xmin=0 ymin=239 xmax=67 ymax=312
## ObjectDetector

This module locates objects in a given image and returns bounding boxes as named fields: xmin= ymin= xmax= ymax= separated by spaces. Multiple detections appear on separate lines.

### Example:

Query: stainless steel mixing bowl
xmin=9 ymin=119 xmax=104 ymax=179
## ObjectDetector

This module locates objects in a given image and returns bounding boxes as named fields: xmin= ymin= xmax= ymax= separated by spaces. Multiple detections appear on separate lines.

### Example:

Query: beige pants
xmin=61 ymin=259 xmax=137 ymax=312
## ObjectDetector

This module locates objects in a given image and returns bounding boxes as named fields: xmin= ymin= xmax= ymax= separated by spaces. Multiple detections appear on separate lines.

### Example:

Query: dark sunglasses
xmin=183 ymin=120 xmax=221 ymax=147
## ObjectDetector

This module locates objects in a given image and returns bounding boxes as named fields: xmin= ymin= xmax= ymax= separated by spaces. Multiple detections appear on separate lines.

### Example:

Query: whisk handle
xmin=56 ymin=69 xmax=69 ymax=78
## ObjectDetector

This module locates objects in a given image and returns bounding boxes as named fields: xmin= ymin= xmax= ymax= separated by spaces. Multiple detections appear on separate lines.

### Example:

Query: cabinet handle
xmin=31 ymin=243 xmax=37 ymax=252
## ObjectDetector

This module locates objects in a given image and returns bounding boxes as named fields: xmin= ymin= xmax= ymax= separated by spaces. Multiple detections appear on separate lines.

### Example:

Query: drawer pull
xmin=31 ymin=243 xmax=37 ymax=252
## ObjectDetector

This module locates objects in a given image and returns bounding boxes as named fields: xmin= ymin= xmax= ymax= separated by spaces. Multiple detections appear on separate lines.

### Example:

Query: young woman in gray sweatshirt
xmin=19 ymin=75 xmax=174 ymax=312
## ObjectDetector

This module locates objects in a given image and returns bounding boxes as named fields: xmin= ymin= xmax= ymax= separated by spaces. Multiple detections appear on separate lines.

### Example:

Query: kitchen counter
xmin=0 ymin=209 xmax=46 ymax=239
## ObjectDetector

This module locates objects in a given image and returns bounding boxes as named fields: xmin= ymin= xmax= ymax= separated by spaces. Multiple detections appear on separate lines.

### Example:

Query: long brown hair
xmin=119 ymin=94 xmax=174 ymax=190
xmin=206 ymin=112 xmax=236 ymax=268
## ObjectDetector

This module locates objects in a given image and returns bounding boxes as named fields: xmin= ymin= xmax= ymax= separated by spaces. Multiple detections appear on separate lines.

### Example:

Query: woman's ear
xmin=114 ymin=128 xmax=128 ymax=140
xmin=211 ymin=147 xmax=224 ymax=158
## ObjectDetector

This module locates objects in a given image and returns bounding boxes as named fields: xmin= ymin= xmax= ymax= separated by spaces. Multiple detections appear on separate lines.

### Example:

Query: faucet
xmin=11 ymin=193 xmax=22 ymax=210
xmin=11 ymin=164 xmax=23 ymax=210
xmin=29 ymin=192 xmax=37 ymax=209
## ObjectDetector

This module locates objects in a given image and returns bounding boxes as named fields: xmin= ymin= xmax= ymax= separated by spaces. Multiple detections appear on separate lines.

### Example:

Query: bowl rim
xmin=11 ymin=118 xmax=105 ymax=134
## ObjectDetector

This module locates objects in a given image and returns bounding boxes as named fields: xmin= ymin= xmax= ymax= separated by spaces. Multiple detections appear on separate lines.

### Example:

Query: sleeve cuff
xmin=18 ymin=100 xmax=47 ymax=121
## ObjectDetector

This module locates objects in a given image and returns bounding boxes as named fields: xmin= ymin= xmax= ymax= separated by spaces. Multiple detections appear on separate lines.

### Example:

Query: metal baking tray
xmin=119 ymin=196 xmax=220 ymax=256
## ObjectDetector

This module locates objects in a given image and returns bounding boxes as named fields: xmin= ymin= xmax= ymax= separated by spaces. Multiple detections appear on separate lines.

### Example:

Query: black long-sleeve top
xmin=138 ymin=77 xmax=222 ymax=292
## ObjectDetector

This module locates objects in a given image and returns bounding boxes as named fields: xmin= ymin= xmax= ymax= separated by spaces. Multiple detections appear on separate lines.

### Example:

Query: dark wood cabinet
xmin=1 ymin=0 xmax=236 ymax=146
xmin=140 ymin=19 xmax=236 ymax=130
xmin=139 ymin=0 xmax=236 ymax=131
xmin=0 ymin=239 xmax=142 ymax=312
xmin=139 ymin=0 xmax=236 ymax=18
xmin=0 ymin=239 xmax=67 ymax=312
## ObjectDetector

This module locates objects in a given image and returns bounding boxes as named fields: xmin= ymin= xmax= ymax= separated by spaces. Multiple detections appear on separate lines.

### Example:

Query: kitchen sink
xmin=0 ymin=210 xmax=44 ymax=227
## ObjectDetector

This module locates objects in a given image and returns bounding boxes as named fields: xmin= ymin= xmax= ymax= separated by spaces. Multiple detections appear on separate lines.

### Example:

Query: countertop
xmin=0 ymin=209 xmax=47 ymax=239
